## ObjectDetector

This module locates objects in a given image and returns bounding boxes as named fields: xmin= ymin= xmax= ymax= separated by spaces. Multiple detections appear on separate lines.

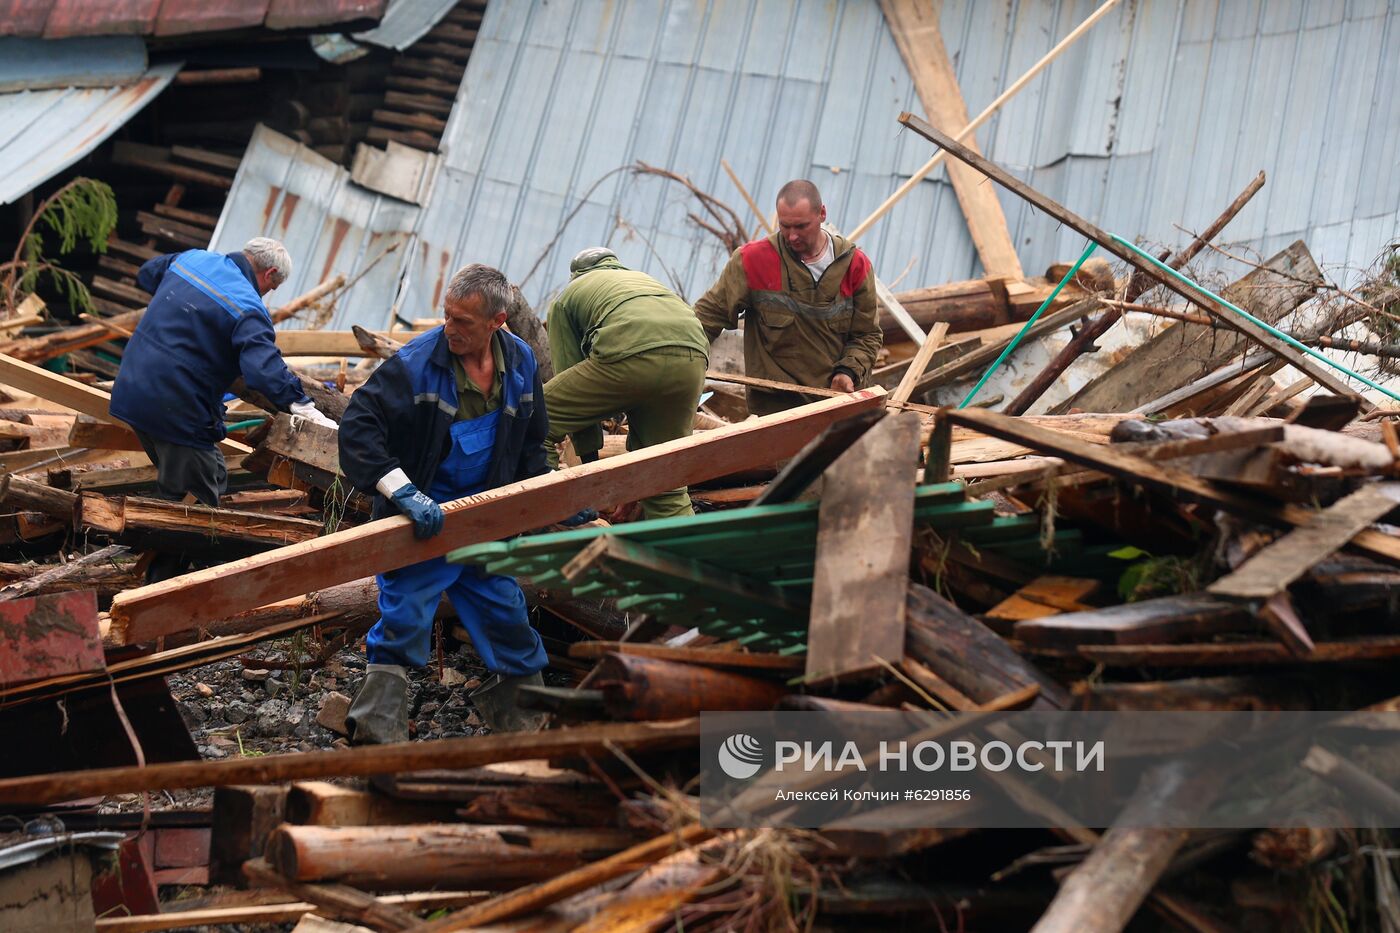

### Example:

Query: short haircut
xmin=776 ymin=179 xmax=822 ymax=211
xmin=444 ymin=263 xmax=513 ymax=318
xmin=242 ymin=237 xmax=292 ymax=284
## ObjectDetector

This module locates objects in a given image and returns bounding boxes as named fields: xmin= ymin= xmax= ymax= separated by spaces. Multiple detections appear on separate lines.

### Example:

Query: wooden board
xmin=897 ymin=113 xmax=1362 ymax=402
xmin=1014 ymin=594 xmax=1254 ymax=647
xmin=1208 ymin=484 xmax=1400 ymax=600
xmin=1070 ymin=244 xmax=1322 ymax=412
xmin=807 ymin=412 xmax=922 ymax=679
xmin=108 ymin=390 xmax=885 ymax=644
xmin=276 ymin=329 xmax=429 ymax=358
xmin=1076 ymin=635 xmax=1400 ymax=667
xmin=879 ymin=0 xmax=1022 ymax=278
xmin=0 ymin=353 xmax=250 ymax=456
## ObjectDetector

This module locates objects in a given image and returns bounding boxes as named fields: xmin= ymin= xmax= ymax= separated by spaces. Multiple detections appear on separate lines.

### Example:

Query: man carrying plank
xmin=110 ymin=237 xmax=336 ymax=582
xmin=338 ymin=264 xmax=550 ymax=742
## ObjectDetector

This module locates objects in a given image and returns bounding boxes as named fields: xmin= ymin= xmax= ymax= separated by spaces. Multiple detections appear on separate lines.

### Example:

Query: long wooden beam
xmin=896 ymin=113 xmax=1361 ymax=401
xmin=0 ymin=718 xmax=698 ymax=806
xmin=880 ymin=0 xmax=1022 ymax=278
xmin=0 ymin=353 xmax=251 ymax=456
xmin=275 ymin=329 xmax=430 ymax=357
xmin=108 ymin=389 xmax=885 ymax=644
xmin=942 ymin=408 xmax=1400 ymax=568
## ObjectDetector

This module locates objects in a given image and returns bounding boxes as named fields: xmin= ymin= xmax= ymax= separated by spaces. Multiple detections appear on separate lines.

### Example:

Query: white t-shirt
xmin=802 ymin=234 xmax=835 ymax=282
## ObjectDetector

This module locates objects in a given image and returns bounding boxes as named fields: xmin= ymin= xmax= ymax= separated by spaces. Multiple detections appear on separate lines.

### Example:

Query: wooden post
xmin=592 ymin=652 xmax=788 ymax=720
xmin=107 ymin=390 xmax=885 ymax=645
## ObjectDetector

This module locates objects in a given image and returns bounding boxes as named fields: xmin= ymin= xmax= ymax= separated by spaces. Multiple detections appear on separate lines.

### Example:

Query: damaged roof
xmin=0 ymin=0 xmax=388 ymax=39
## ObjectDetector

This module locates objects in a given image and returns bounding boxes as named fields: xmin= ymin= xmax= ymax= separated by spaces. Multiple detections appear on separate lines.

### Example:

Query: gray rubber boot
xmin=469 ymin=671 xmax=548 ymax=733
xmin=345 ymin=664 xmax=410 ymax=745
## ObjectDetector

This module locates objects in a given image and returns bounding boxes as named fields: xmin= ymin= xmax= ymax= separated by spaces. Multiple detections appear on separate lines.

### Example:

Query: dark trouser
xmin=135 ymin=430 xmax=228 ymax=583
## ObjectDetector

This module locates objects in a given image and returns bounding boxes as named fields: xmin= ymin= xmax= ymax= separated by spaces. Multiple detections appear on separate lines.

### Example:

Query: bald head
xmin=775 ymin=179 xmax=827 ymax=261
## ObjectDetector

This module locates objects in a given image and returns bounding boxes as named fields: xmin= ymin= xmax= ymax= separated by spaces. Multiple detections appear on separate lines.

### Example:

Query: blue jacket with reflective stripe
xmin=110 ymin=250 xmax=306 ymax=448
xmin=338 ymin=326 xmax=550 ymax=518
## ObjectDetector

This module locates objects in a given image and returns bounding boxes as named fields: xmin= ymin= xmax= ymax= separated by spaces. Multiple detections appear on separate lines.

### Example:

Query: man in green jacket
xmin=544 ymin=248 xmax=709 ymax=519
xmin=693 ymin=179 xmax=883 ymax=415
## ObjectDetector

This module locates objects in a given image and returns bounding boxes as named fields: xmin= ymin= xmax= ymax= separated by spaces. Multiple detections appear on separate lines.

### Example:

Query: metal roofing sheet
xmin=0 ymin=36 xmax=147 ymax=92
xmin=214 ymin=0 xmax=1400 ymax=331
xmin=351 ymin=0 xmax=455 ymax=50
xmin=208 ymin=124 xmax=421 ymax=332
xmin=0 ymin=61 xmax=179 ymax=205
xmin=0 ymin=0 xmax=384 ymax=37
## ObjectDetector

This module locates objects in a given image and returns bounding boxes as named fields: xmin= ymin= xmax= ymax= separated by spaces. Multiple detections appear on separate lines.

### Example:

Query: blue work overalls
xmin=365 ymin=408 xmax=547 ymax=675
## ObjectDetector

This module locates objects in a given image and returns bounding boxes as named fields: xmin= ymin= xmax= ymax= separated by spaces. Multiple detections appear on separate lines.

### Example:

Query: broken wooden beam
xmin=1013 ymin=594 xmax=1254 ymax=647
xmin=0 ymin=719 xmax=699 ymax=806
xmin=107 ymin=390 xmax=885 ymax=645
xmin=592 ymin=652 xmax=787 ymax=720
xmin=1076 ymin=636 xmax=1400 ymax=667
xmin=75 ymin=491 xmax=323 ymax=551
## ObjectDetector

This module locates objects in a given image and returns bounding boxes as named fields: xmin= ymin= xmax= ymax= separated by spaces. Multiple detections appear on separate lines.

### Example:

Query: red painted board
xmin=0 ymin=589 xmax=102 ymax=687
xmin=42 ymin=0 xmax=160 ymax=36
xmin=0 ymin=0 xmax=55 ymax=36
xmin=154 ymin=0 xmax=268 ymax=36
xmin=264 ymin=0 xmax=385 ymax=30
xmin=153 ymin=827 xmax=211 ymax=868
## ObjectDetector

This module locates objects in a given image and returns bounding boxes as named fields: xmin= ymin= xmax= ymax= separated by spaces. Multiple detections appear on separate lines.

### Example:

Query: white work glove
xmin=290 ymin=398 xmax=337 ymax=430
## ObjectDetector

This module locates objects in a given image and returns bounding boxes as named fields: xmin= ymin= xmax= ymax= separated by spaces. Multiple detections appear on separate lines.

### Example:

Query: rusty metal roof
xmin=0 ymin=0 xmax=387 ymax=38
xmin=0 ymin=59 xmax=180 ymax=205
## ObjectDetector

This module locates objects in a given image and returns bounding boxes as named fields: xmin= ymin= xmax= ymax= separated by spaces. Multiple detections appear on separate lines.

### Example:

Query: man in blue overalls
xmin=338 ymin=264 xmax=551 ymax=743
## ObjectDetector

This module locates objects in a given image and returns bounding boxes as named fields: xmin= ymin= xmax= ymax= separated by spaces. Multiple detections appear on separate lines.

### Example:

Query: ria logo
xmin=717 ymin=733 xmax=765 ymax=779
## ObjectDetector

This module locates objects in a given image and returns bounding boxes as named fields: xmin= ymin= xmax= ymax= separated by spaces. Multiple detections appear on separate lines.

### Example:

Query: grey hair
xmin=445 ymin=264 xmax=513 ymax=317
xmin=242 ymin=237 xmax=292 ymax=285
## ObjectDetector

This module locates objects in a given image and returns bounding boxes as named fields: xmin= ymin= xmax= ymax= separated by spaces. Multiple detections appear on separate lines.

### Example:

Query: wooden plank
xmin=1077 ymin=635 xmax=1400 ymax=667
xmin=1071 ymin=244 xmax=1322 ymax=413
xmin=897 ymin=113 xmax=1361 ymax=402
xmin=567 ymin=641 xmax=804 ymax=672
xmin=1208 ymin=484 xmax=1400 ymax=600
xmin=941 ymin=406 xmax=1400 ymax=569
xmin=275 ymin=329 xmax=429 ymax=357
xmin=0 ymin=352 xmax=251 ymax=456
xmin=807 ymin=413 xmax=922 ymax=680
xmin=985 ymin=576 xmax=1100 ymax=623
xmin=879 ymin=0 xmax=1022 ymax=278
xmin=95 ymin=892 xmax=486 ymax=931
xmin=889 ymin=321 xmax=950 ymax=405
xmin=1014 ymin=594 xmax=1253 ymax=647
xmin=0 ymin=719 xmax=697 ymax=807
xmin=107 ymin=390 xmax=885 ymax=644
xmin=749 ymin=407 xmax=884 ymax=506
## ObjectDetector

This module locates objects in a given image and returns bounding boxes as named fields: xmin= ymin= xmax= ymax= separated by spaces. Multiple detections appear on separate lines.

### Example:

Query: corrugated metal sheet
xmin=0 ymin=37 xmax=147 ymax=92
xmin=0 ymin=61 xmax=180 ymax=205
xmin=352 ymin=0 xmax=456 ymax=50
xmin=0 ymin=0 xmax=385 ymax=37
xmin=395 ymin=0 xmax=1400 ymax=318
xmin=210 ymin=0 xmax=1400 ymax=332
xmin=208 ymin=124 xmax=421 ymax=332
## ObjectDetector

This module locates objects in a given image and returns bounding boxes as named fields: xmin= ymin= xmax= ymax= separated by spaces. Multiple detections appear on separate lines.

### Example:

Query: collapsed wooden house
xmin=2 ymin=0 xmax=1400 ymax=931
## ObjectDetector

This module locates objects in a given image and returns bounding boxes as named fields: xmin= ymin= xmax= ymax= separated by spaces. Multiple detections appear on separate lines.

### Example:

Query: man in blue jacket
xmin=338 ymin=264 xmax=550 ymax=742
xmin=111 ymin=237 xmax=335 ymax=582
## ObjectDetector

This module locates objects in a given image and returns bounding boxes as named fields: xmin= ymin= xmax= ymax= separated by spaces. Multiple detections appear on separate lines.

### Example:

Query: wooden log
xmin=232 ymin=373 xmax=349 ymax=423
xmin=413 ymin=824 xmax=712 ymax=932
xmin=904 ymin=582 xmax=1070 ymax=709
xmin=0 ymin=473 xmax=77 ymax=521
xmin=0 ymin=719 xmax=699 ymax=806
xmin=108 ymin=390 xmax=885 ymax=645
xmin=1010 ymin=171 xmax=1267 ymax=415
xmin=456 ymin=781 xmax=619 ymax=827
xmin=592 ymin=652 xmax=787 ymax=721
xmin=505 ymin=286 xmax=552 ymax=385
xmin=807 ymin=412 xmax=921 ymax=679
xmin=350 ymin=325 xmax=402 ymax=359
xmin=75 ymin=491 xmax=323 ymax=551
xmin=898 ymin=112 xmax=1359 ymax=402
xmin=1301 ymin=746 xmax=1400 ymax=821
xmin=567 ymin=641 xmax=804 ymax=672
xmin=0 ymin=544 xmax=132 ymax=602
xmin=284 ymin=781 xmax=460 ymax=828
xmin=885 ymin=279 xmax=1007 ymax=340
xmin=264 ymin=823 xmax=637 ymax=890
xmin=210 ymin=785 xmax=288 ymax=885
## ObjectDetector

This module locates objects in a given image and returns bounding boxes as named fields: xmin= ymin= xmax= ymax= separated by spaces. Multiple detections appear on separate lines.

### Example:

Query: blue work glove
xmin=391 ymin=483 xmax=443 ymax=539
xmin=559 ymin=507 xmax=597 ymax=527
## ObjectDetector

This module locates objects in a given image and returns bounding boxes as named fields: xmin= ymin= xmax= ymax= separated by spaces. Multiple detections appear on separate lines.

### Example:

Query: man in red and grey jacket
xmin=693 ymin=179 xmax=883 ymax=415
